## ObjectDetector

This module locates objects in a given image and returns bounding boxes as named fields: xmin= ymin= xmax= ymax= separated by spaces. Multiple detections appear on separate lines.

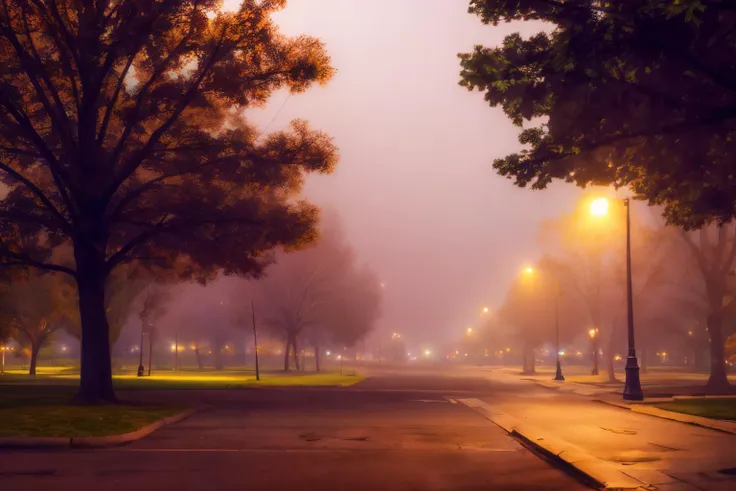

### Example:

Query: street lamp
xmin=137 ymin=308 xmax=147 ymax=377
xmin=523 ymin=266 xmax=564 ymax=381
xmin=589 ymin=197 xmax=643 ymax=400
xmin=466 ymin=327 xmax=473 ymax=335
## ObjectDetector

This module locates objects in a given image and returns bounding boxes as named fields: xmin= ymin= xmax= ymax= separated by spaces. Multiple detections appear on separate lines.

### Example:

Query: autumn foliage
xmin=0 ymin=1 xmax=337 ymax=401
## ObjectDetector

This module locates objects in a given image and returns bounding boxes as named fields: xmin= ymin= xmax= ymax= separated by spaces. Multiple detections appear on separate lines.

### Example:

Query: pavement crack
xmin=342 ymin=436 xmax=369 ymax=442
xmin=648 ymin=442 xmax=681 ymax=452
xmin=600 ymin=426 xmax=637 ymax=435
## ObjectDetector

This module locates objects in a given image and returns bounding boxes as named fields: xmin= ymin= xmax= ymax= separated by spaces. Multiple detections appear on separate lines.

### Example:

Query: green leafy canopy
xmin=460 ymin=0 xmax=736 ymax=229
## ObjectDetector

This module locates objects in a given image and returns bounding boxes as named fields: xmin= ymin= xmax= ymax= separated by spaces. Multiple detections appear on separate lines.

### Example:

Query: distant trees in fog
xmin=496 ymin=195 xmax=736 ymax=391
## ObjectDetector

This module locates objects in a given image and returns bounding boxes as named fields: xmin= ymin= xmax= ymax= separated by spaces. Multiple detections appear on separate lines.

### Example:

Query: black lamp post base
xmin=591 ymin=368 xmax=599 ymax=376
xmin=137 ymin=365 xmax=145 ymax=377
xmin=623 ymin=356 xmax=644 ymax=401
xmin=554 ymin=360 xmax=565 ymax=381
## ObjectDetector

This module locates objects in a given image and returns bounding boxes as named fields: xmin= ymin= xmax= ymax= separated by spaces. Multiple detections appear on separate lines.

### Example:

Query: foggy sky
xmin=221 ymin=0 xmax=587 ymax=347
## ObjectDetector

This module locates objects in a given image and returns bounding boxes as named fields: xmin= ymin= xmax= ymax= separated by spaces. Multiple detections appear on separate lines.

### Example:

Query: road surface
xmin=0 ymin=368 xmax=590 ymax=491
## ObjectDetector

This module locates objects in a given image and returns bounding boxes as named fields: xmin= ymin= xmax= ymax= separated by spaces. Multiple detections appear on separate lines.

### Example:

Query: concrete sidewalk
xmin=462 ymin=371 xmax=736 ymax=490
xmin=513 ymin=371 xmax=736 ymax=435
xmin=468 ymin=372 xmax=736 ymax=491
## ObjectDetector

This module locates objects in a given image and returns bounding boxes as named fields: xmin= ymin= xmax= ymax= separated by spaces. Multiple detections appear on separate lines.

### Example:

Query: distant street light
xmin=466 ymin=327 xmax=473 ymax=335
xmin=482 ymin=306 xmax=489 ymax=313
xmin=590 ymin=196 xmax=643 ymax=400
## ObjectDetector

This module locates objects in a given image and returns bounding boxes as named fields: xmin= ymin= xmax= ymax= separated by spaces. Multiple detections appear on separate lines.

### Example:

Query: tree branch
xmin=0 ymin=252 xmax=76 ymax=277
xmin=104 ymin=29 xmax=227 ymax=201
xmin=0 ymin=160 xmax=71 ymax=233
xmin=720 ymin=224 xmax=736 ymax=275
xmin=680 ymin=230 xmax=711 ymax=279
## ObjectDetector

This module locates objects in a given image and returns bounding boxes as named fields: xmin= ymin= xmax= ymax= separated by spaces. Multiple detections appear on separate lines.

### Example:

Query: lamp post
xmin=553 ymin=280 xmax=564 ymax=381
xmin=622 ymin=197 xmax=644 ymax=400
xmin=589 ymin=197 xmax=643 ymax=400
xmin=137 ymin=309 xmax=147 ymax=377
xmin=523 ymin=266 xmax=564 ymax=381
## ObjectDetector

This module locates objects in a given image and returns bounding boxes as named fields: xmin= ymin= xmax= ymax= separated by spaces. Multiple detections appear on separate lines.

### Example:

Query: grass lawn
xmin=0 ymin=369 xmax=361 ymax=437
xmin=0 ymin=385 xmax=186 ymax=438
xmin=0 ymin=369 xmax=364 ymax=390
xmin=656 ymin=398 xmax=736 ymax=421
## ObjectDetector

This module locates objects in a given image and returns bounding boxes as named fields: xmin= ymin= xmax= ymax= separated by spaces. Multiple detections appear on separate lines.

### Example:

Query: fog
xmin=190 ymin=0 xmax=582 ymax=349
xmin=109 ymin=1 xmax=593 ymax=354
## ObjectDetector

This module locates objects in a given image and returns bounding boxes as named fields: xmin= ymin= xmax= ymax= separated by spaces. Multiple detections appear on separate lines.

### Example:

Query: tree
xmin=0 ymin=1 xmax=337 ymax=402
xmin=459 ymin=1 xmax=736 ymax=229
xmin=511 ymin=196 xmax=678 ymax=380
xmin=498 ymin=269 xmax=555 ymax=374
xmin=1 ymin=272 xmax=76 ymax=374
xmin=677 ymin=224 xmax=736 ymax=390
xmin=253 ymin=215 xmax=381 ymax=371
xmin=308 ymin=265 xmax=382 ymax=371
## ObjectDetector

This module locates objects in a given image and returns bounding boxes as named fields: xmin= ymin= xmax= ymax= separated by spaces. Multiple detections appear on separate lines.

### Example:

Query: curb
xmin=456 ymin=398 xmax=654 ymax=491
xmin=595 ymin=399 xmax=736 ymax=435
xmin=0 ymin=406 xmax=206 ymax=450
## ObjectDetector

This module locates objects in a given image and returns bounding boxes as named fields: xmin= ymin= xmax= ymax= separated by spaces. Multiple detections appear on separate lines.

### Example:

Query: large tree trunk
xmin=706 ymin=311 xmax=730 ymax=392
xmin=29 ymin=342 xmax=39 ymax=376
xmin=283 ymin=338 xmax=292 ymax=371
xmin=314 ymin=342 xmax=321 ymax=372
xmin=75 ymin=250 xmax=116 ymax=404
xmin=292 ymin=337 xmax=301 ymax=371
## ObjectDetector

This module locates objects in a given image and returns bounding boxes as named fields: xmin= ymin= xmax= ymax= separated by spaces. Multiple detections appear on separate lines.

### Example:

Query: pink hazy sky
xmin=226 ymin=0 xmax=584 ymax=346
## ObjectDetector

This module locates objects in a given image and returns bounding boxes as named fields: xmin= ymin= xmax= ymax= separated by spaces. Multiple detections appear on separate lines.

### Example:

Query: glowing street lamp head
xmin=589 ymin=328 xmax=597 ymax=338
xmin=590 ymin=197 xmax=610 ymax=217
xmin=482 ymin=307 xmax=489 ymax=313
xmin=466 ymin=327 xmax=473 ymax=334
xmin=524 ymin=266 xmax=534 ymax=274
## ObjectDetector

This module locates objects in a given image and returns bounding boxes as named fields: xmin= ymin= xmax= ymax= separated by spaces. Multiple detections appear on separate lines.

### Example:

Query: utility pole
xmin=175 ymin=328 xmax=179 ymax=371
xmin=137 ymin=310 xmax=147 ymax=377
xmin=252 ymin=300 xmax=260 ymax=381
xmin=147 ymin=322 xmax=154 ymax=376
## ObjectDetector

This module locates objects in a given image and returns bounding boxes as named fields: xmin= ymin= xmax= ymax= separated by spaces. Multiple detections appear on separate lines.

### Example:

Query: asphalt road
xmin=0 ymin=369 xmax=590 ymax=491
